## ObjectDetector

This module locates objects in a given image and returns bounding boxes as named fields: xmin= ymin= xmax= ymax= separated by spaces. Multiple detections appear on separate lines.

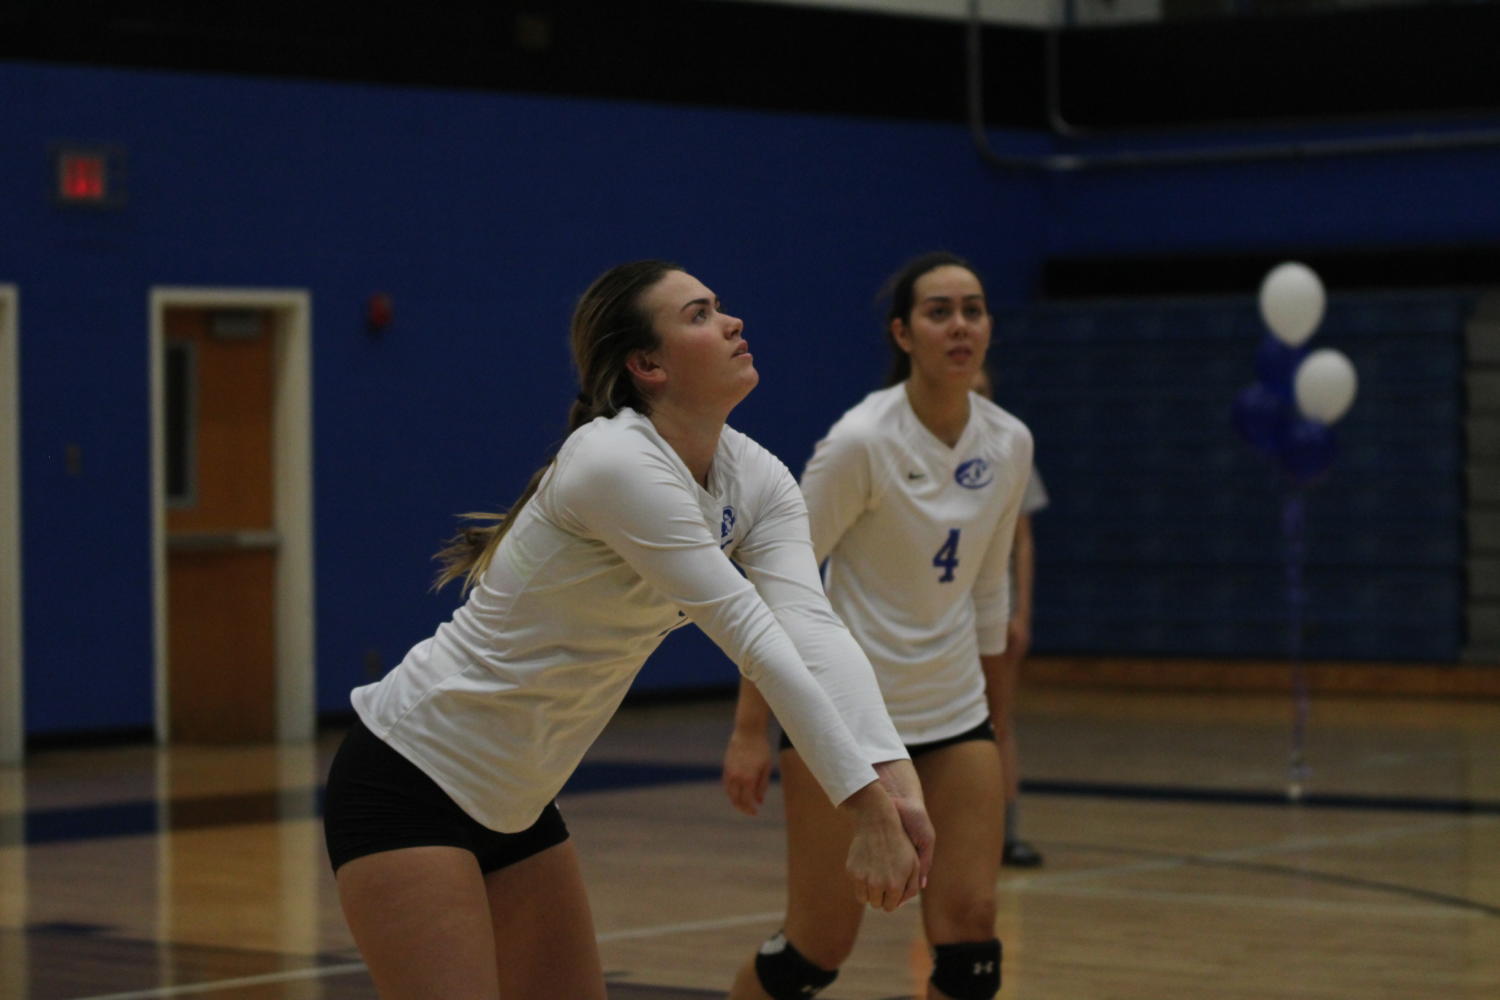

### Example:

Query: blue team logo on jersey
xmin=954 ymin=458 xmax=993 ymax=489
xmin=720 ymin=506 xmax=737 ymax=545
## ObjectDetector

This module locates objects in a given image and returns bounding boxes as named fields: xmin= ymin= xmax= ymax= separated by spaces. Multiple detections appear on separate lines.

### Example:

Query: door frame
xmin=149 ymin=288 xmax=315 ymax=743
xmin=0 ymin=286 xmax=20 ymax=763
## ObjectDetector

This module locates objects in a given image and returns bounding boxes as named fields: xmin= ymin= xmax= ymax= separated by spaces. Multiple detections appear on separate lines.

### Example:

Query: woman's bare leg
xmin=485 ymin=839 xmax=606 ymax=1000
xmin=336 ymin=845 xmax=501 ymax=1000
xmin=729 ymin=748 xmax=866 ymax=999
xmin=914 ymin=739 xmax=1005 ymax=999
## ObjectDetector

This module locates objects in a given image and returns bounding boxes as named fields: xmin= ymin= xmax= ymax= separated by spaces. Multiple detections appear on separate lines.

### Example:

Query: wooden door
xmin=163 ymin=308 xmax=277 ymax=743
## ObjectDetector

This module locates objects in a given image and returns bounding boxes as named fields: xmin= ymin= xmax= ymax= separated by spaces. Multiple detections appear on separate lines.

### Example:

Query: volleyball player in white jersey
xmin=723 ymin=253 xmax=1032 ymax=1000
xmin=323 ymin=260 xmax=935 ymax=1000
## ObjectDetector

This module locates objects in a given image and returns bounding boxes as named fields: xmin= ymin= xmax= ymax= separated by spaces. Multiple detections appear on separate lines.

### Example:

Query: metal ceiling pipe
xmin=966 ymin=0 xmax=1500 ymax=172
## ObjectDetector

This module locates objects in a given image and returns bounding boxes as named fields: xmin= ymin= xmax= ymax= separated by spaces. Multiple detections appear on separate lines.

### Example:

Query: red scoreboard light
xmin=54 ymin=146 xmax=124 ymax=207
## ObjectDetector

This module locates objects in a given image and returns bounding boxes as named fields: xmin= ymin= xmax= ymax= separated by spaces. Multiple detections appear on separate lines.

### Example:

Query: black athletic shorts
xmin=778 ymin=718 xmax=995 ymax=758
xmin=322 ymin=716 xmax=569 ymax=874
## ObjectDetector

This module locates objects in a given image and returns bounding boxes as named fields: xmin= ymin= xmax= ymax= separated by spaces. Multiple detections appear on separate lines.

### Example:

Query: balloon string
xmin=1283 ymin=487 xmax=1310 ymax=801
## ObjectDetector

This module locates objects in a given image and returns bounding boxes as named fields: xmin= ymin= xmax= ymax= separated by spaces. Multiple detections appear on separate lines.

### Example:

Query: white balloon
xmin=1294 ymin=349 xmax=1358 ymax=424
xmin=1259 ymin=262 xmax=1326 ymax=347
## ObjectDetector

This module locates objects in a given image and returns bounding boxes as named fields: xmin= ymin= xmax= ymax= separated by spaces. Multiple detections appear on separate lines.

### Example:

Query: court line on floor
xmin=63 ymin=913 xmax=792 ymax=999
xmin=1027 ymin=814 xmax=1500 ymax=917
xmin=69 ymin=963 xmax=370 ymax=1000
xmin=1024 ymin=814 xmax=1486 ymax=886
xmin=597 ymin=909 xmax=783 ymax=942
xmin=1023 ymin=777 xmax=1500 ymax=815
xmin=67 ymin=819 xmax=1485 ymax=999
xmin=61 ymin=813 xmax=1498 ymax=999
xmin=63 ymin=879 xmax=1469 ymax=1000
xmin=1017 ymin=882 xmax=1488 ymax=919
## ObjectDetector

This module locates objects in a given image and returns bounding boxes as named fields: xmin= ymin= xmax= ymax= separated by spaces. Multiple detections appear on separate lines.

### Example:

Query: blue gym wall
xmin=3 ymin=61 xmax=1047 ymax=735
xmin=7 ymin=61 xmax=1497 ymax=737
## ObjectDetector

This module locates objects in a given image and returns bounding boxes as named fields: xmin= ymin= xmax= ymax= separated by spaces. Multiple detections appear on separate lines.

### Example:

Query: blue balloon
xmin=1280 ymin=418 xmax=1338 ymax=484
xmin=1232 ymin=382 xmax=1290 ymax=456
xmin=1254 ymin=337 xmax=1308 ymax=402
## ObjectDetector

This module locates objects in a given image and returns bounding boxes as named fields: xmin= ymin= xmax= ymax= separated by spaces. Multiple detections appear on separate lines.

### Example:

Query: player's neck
xmin=648 ymin=402 xmax=725 ymax=489
xmin=903 ymin=377 xmax=969 ymax=448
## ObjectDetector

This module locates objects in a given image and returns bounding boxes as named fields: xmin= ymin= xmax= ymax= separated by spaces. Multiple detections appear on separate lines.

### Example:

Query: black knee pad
xmin=930 ymin=938 xmax=1001 ymax=1000
xmin=754 ymin=931 xmax=838 ymax=1000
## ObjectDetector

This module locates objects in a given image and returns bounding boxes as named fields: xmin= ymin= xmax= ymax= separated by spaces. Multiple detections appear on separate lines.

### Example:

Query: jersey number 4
xmin=933 ymin=528 xmax=960 ymax=583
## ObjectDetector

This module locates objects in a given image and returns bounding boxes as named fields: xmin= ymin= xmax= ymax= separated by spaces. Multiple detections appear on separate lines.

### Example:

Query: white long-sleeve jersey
xmin=801 ymin=385 xmax=1034 ymax=744
xmin=352 ymin=407 xmax=905 ymax=832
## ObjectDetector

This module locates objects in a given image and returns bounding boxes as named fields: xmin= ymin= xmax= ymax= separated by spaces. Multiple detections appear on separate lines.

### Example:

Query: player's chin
xmin=727 ymin=367 xmax=759 ymax=404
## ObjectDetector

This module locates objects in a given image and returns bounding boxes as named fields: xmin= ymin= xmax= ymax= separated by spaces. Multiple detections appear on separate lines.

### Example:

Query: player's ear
xmin=625 ymin=348 xmax=665 ymax=389
xmin=890 ymin=317 xmax=913 ymax=354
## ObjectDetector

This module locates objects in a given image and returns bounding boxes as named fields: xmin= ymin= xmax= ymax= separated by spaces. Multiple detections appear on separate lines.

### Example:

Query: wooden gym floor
xmin=1 ymin=684 xmax=1497 ymax=999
